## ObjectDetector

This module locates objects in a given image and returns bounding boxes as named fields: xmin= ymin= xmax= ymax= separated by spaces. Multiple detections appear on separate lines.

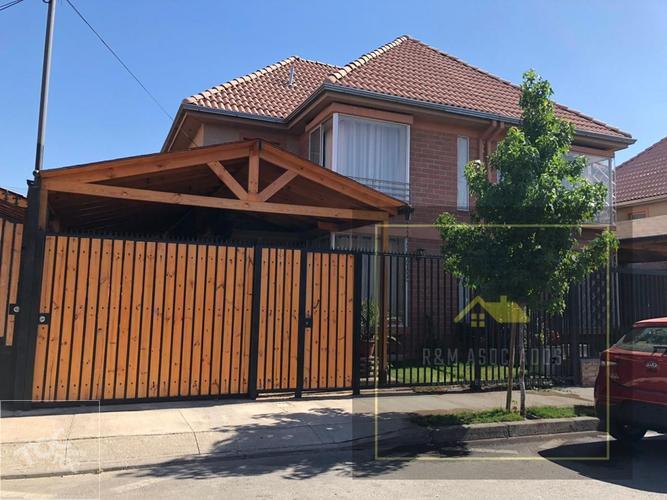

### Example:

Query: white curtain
xmin=336 ymin=115 xmax=408 ymax=183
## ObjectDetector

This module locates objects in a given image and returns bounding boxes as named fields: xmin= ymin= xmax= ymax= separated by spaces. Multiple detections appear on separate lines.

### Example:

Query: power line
xmin=0 ymin=0 xmax=25 ymax=12
xmin=64 ymin=0 xmax=174 ymax=121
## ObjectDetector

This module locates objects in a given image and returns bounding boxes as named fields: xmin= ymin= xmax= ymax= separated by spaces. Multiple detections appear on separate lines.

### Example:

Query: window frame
xmin=308 ymin=113 xmax=411 ymax=195
xmin=457 ymin=136 xmax=470 ymax=211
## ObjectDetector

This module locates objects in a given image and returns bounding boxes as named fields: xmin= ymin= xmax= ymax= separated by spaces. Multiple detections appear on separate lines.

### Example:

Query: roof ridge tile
xmin=184 ymin=56 xmax=298 ymax=104
xmin=327 ymin=35 xmax=409 ymax=82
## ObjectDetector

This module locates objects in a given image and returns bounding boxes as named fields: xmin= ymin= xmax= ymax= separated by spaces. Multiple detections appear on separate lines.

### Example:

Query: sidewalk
xmin=0 ymin=387 xmax=594 ymax=478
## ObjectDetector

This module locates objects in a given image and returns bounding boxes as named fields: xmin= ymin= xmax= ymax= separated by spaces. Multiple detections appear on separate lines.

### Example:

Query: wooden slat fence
xmin=0 ymin=217 xmax=23 ymax=346
xmin=31 ymin=235 xmax=255 ymax=401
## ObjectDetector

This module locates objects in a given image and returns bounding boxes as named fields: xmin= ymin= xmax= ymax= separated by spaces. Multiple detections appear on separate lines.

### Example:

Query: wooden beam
xmin=208 ymin=161 xmax=248 ymax=200
xmin=45 ymin=181 xmax=390 ymax=222
xmin=40 ymin=142 xmax=253 ymax=183
xmin=37 ymin=188 xmax=48 ymax=231
xmin=257 ymin=170 xmax=297 ymax=202
xmin=248 ymin=149 xmax=259 ymax=197
xmin=317 ymin=221 xmax=342 ymax=232
xmin=259 ymin=145 xmax=401 ymax=214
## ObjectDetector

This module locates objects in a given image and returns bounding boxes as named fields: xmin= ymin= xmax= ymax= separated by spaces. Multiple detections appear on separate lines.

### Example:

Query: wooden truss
xmin=39 ymin=140 xmax=406 ymax=226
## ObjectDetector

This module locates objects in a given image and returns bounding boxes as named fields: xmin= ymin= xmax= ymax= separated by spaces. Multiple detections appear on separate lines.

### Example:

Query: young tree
xmin=437 ymin=70 xmax=617 ymax=414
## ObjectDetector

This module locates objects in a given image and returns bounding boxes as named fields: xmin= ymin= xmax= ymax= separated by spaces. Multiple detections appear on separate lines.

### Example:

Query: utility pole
xmin=34 ymin=0 xmax=57 ymax=176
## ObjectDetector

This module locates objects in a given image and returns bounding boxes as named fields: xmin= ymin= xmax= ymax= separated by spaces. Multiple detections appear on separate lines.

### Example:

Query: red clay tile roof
xmin=328 ymin=36 xmax=630 ymax=139
xmin=184 ymin=36 xmax=630 ymax=140
xmin=185 ymin=57 xmax=340 ymax=119
xmin=616 ymin=137 xmax=667 ymax=203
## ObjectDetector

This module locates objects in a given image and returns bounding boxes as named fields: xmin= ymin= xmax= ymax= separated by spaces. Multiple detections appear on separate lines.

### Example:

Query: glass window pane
xmin=335 ymin=115 xmax=409 ymax=200
xmin=309 ymin=127 xmax=321 ymax=165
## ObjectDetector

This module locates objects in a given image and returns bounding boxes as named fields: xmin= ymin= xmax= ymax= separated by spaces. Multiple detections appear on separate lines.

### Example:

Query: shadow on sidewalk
xmin=117 ymin=407 xmax=470 ymax=480
xmin=539 ymin=434 xmax=667 ymax=494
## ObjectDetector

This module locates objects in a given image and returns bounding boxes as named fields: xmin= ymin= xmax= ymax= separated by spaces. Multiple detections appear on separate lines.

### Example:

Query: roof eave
xmin=167 ymin=84 xmax=634 ymax=150
xmin=302 ymin=84 xmax=635 ymax=147
xmin=162 ymin=104 xmax=290 ymax=152
xmin=161 ymin=104 xmax=188 ymax=152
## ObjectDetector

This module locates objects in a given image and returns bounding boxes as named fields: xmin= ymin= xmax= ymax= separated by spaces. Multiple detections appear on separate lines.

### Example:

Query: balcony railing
xmin=348 ymin=176 xmax=410 ymax=203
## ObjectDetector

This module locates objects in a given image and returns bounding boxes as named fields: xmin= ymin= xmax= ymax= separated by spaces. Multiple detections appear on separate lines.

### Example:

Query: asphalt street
xmin=1 ymin=431 xmax=665 ymax=499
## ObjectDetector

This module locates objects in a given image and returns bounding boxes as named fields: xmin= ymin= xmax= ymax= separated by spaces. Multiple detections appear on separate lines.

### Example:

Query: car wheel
xmin=609 ymin=420 xmax=647 ymax=444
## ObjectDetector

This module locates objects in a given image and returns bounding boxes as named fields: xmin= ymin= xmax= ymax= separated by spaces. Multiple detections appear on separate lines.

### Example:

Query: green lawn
xmin=414 ymin=409 xmax=523 ymax=426
xmin=526 ymin=405 xmax=596 ymax=419
xmin=389 ymin=363 xmax=520 ymax=384
xmin=413 ymin=405 xmax=596 ymax=427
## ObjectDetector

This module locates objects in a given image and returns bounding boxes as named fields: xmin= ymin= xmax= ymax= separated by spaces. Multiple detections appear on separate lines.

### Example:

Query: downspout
xmin=479 ymin=120 xmax=499 ymax=162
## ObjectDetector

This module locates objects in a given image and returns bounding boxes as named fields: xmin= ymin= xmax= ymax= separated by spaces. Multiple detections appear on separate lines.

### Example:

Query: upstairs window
xmin=309 ymin=113 xmax=410 ymax=201
xmin=566 ymin=152 xmax=614 ymax=224
xmin=308 ymin=118 xmax=333 ymax=168
xmin=457 ymin=136 xmax=470 ymax=210
xmin=336 ymin=115 xmax=409 ymax=200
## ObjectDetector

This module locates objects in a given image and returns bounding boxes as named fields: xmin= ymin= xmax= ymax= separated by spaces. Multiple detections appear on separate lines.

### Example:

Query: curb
xmin=427 ymin=416 xmax=599 ymax=444
xmin=1 ymin=417 xmax=600 ymax=479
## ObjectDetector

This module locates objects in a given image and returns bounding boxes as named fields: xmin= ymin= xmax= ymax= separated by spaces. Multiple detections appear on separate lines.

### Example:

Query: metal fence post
xmin=12 ymin=182 xmax=47 ymax=404
xmin=569 ymin=287 xmax=581 ymax=386
xmin=378 ymin=253 xmax=388 ymax=386
xmin=352 ymin=254 xmax=362 ymax=395
xmin=247 ymin=245 xmax=263 ymax=400
xmin=295 ymin=250 xmax=308 ymax=398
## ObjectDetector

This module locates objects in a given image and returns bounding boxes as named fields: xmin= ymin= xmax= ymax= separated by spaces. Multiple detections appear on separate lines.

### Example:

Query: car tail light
xmin=600 ymin=353 xmax=620 ymax=381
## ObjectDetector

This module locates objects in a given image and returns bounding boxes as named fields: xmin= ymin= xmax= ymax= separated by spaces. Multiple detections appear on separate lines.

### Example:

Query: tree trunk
xmin=519 ymin=322 xmax=527 ymax=416
xmin=505 ymin=323 xmax=517 ymax=412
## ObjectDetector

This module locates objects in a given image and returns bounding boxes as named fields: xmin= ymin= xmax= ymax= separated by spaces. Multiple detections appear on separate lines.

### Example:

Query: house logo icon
xmin=454 ymin=296 xmax=529 ymax=328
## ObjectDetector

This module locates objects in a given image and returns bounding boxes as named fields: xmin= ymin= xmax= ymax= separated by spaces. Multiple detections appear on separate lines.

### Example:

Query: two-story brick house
xmin=615 ymin=136 xmax=667 ymax=269
xmin=163 ymin=35 xmax=633 ymax=253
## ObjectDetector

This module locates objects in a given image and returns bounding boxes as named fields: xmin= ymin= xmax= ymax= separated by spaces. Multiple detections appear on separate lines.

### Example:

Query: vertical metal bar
xmin=295 ymin=250 xmax=308 ymax=398
xmin=378 ymin=253 xmax=387 ymax=386
xmin=352 ymin=254 xmax=362 ymax=395
xmin=247 ymin=245 xmax=263 ymax=400
xmin=387 ymin=254 xmax=394 ymax=385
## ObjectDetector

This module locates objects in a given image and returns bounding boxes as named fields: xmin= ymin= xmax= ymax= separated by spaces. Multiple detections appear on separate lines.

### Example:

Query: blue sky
xmin=1 ymin=0 xmax=666 ymax=194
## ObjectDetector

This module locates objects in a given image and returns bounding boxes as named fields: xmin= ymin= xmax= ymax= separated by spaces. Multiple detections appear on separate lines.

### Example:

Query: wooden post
xmin=248 ymin=148 xmax=259 ymax=200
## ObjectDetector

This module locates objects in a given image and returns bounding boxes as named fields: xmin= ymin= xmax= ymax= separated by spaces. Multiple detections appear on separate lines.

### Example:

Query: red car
xmin=595 ymin=317 xmax=667 ymax=443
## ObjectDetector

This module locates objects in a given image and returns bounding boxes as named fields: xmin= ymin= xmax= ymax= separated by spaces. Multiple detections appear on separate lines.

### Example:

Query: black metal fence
xmin=355 ymin=251 xmax=667 ymax=390
xmin=10 ymin=227 xmax=667 ymax=404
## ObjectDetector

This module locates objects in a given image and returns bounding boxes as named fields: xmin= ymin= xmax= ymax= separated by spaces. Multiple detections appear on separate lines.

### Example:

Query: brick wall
xmin=409 ymin=125 xmax=479 ymax=236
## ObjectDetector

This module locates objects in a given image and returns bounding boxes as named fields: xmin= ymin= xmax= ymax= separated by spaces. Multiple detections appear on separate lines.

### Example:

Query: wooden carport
xmin=8 ymin=140 xmax=407 ymax=404
xmin=36 ymin=139 xmax=405 ymax=241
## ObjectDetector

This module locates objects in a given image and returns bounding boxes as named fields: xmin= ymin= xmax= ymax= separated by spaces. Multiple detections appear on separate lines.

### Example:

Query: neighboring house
xmin=164 ymin=35 xmax=633 ymax=253
xmin=615 ymin=136 xmax=667 ymax=269
xmin=0 ymin=188 xmax=27 ymax=223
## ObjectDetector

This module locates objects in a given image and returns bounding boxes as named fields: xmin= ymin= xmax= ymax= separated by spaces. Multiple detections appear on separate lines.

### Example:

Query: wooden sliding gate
xmin=28 ymin=235 xmax=356 ymax=402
